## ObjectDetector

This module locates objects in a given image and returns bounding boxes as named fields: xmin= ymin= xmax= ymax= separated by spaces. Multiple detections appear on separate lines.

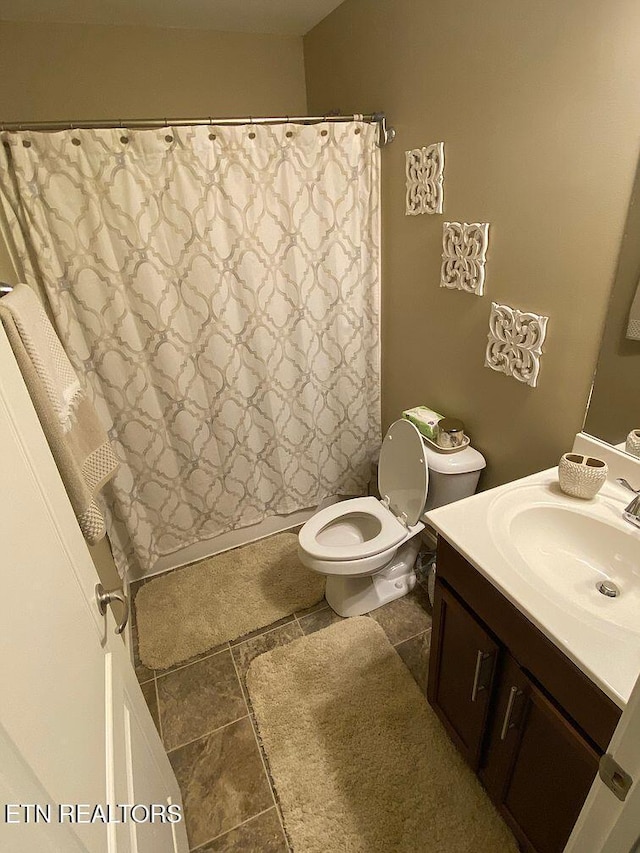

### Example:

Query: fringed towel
xmin=0 ymin=284 xmax=118 ymax=543
xmin=626 ymin=276 xmax=640 ymax=340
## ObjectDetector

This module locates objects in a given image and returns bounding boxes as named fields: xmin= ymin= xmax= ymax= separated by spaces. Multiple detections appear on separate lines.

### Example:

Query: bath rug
xmin=246 ymin=617 xmax=518 ymax=853
xmin=135 ymin=532 xmax=324 ymax=670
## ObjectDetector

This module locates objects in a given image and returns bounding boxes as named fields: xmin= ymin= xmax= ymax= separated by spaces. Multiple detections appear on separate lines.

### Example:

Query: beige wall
xmin=584 ymin=157 xmax=640 ymax=445
xmin=304 ymin=0 xmax=640 ymax=488
xmin=0 ymin=20 xmax=306 ymax=122
xmin=0 ymin=19 xmax=307 ymax=581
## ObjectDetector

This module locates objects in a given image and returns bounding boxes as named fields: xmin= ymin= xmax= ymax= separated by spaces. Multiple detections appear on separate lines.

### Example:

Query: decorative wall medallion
xmin=485 ymin=302 xmax=549 ymax=388
xmin=440 ymin=221 xmax=489 ymax=295
xmin=405 ymin=143 xmax=444 ymax=215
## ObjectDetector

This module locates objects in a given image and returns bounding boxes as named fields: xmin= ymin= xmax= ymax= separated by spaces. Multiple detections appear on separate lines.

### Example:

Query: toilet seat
xmin=298 ymin=419 xmax=429 ymax=579
xmin=299 ymin=419 xmax=430 ymax=565
xmin=297 ymin=418 xmax=483 ymax=617
xmin=378 ymin=418 xmax=429 ymax=527
xmin=298 ymin=496 xmax=409 ymax=562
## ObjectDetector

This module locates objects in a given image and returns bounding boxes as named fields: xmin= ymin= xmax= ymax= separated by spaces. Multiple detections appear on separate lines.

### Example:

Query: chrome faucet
xmin=616 ymin=479 xmax=640 ymax=529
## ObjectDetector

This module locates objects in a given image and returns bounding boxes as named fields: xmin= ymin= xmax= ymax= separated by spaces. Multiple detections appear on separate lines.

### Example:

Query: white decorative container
xmin=440 ymin=221 xmax=489 ymax=295
xmin=485 ymin=302 xmax=549 ymax=387
xmin=405 ymin=143 xmax=445 ymax=215
xmin=558 ymin=453 xmax=608 ymax=499
xmin=625 ymin=430 xmax=640 ymax=458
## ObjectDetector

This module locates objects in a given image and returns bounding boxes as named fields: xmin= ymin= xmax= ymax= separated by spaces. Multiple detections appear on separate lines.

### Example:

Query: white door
xmin=565 ymin=671 xmax=640 ymax=853
xmin=0 ymin=327 xmax=188 ymax=853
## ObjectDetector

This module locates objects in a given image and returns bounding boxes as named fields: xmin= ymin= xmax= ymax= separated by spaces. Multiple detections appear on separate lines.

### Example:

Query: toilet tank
xmin=422 ymin=442 xmax=486 ymax=512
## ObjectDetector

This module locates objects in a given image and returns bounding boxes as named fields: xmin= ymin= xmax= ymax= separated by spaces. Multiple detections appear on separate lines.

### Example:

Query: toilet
xmin=297 ymin=418 xmax=486 ymax=617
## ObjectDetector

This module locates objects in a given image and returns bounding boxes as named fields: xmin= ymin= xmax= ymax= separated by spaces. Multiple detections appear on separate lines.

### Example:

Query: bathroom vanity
xmin=428 ymin=538 xmax=619 ymax=853
xmin=425 ymin=456 xmax=640 ymax=853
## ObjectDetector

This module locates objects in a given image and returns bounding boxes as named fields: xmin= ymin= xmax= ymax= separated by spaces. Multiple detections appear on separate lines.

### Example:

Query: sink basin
xmin=489 ymin=484 xmax=640 ymax=636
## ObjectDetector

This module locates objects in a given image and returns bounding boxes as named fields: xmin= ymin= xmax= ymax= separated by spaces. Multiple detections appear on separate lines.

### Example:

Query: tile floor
xmin=131 ymin=577 xmax=433 ymax=852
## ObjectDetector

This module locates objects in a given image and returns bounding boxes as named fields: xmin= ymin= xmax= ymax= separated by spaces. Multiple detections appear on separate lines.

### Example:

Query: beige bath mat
xmin=247 ymin=617 xmax=518 ymax=853
xmin=135 ymin=532 xmax=325 ymax=670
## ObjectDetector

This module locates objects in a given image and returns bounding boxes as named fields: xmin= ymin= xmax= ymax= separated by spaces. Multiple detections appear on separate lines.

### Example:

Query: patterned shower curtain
xmin=0 ymin=122 xmax=381 ymax=575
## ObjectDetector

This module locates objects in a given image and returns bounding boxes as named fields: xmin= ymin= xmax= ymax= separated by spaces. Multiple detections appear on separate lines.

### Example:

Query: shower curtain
xmin=0 ymin=122 xmax=381 ymax=575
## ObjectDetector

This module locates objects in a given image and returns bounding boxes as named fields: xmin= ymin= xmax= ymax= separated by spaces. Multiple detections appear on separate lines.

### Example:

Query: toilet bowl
xmin=297 ymin=418 xmax=485 ymax=617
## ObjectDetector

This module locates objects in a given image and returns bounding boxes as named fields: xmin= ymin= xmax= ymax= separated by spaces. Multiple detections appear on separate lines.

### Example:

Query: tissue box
xmin=402 ymin=406 xmax=443 ymax=440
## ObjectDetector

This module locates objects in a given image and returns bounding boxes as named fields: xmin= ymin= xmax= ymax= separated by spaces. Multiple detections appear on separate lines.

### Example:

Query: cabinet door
xmin=427 ymin=580 xmax=499 ymax=769
xmin=482 ymin=655 xmax=600 ymax=853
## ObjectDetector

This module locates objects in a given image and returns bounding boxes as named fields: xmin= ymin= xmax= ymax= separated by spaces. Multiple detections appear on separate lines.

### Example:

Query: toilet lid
xmin=378 ymin=419 xmax=429 ymax=526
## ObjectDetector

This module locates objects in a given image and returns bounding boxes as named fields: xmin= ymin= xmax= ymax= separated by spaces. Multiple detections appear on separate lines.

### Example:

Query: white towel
xmin=0 ymin=284 xmax=118 ymax=543
xmin=3 ymin=284 xmax=83 ymax=430
xmin=626 ymin=276 xmax=640 ymax=340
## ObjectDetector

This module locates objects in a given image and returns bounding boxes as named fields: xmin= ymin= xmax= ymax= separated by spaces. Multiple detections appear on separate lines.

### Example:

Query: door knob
xmin=95 ymin=584 xmax=129 ymax=635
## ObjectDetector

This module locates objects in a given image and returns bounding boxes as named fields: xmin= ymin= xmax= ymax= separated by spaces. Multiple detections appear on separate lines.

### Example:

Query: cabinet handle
xmin=500 ymin=686 xmax=522 ymax=740
xmin=471 ymin=650 xmax=491 ymax=702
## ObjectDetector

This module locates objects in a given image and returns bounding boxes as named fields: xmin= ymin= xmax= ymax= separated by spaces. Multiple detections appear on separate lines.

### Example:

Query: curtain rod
xmin=0 ymin=112 xmax=396 ymax=147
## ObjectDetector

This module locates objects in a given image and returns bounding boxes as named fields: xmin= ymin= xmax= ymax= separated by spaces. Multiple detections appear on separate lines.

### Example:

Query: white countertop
xmin=425 ymin=467 xmax=640 ymax=709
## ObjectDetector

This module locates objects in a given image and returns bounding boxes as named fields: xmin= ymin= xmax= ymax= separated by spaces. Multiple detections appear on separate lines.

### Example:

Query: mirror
xmin=583 ymin=152 xmax=640 ymax=453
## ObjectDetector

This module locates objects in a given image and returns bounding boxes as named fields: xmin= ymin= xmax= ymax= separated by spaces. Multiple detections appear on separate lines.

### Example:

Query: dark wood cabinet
xmin=428 ymin=537 xmax=621 ymax=853
xmin=481 ymin=653 xmax=600 ymax=853
xmin=427 ymin=581 xmax=498 ymax=769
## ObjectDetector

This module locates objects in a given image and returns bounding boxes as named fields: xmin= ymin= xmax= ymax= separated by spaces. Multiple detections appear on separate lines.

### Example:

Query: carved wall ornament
xmin=405 ymin=143 xmax=444 ymax=215
xmin=440 ymin=221 xmax=489 ymax=295
xmin=485 ymin=302 xmax=549 ymax=388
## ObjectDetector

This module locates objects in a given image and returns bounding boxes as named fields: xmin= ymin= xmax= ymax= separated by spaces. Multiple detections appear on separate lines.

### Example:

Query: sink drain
xmin=597 ymin=580 xmax=620 ymax=598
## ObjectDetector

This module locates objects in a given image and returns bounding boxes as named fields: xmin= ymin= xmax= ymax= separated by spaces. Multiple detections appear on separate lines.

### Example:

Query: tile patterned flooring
xmin=131 ymin=579 xmax=433 ymax=851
